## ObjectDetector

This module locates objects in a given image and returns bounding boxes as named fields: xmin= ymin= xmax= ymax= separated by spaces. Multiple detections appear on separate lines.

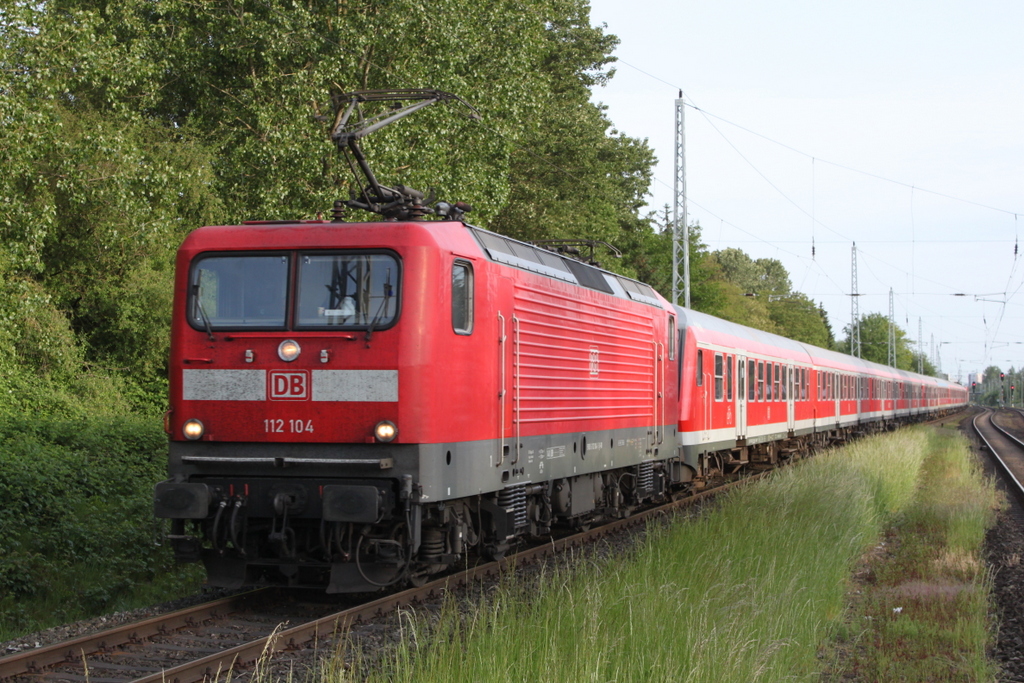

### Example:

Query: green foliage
xmin=669 ymin=244 xmax=835 ymax=347
xmin=621 ymin=210 xmax=722 ymax=311
xmin=0 ymin=0 xmax=664 ymax=415
xmin=0 ymin=415 xmax=199 ymax=637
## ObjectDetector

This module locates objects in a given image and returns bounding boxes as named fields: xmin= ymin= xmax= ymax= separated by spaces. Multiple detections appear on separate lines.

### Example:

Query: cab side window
xmin=452 ymin=261 xmax=473 ymax=334
xmin=668 ymin=315 xmax=676 ymax=360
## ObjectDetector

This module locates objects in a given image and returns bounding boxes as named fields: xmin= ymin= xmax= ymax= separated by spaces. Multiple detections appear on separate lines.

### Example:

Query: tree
xmin=0 ymin=0 xmax=662 ymax=415
xmin=766 ymin=293 xmax=834 ymax=348
xmin=688 ymin=246 xmax=834 ymax=347
xmin=621 ymin=207 xmax=724 ymax=314
xmin=837 ymin=313 xmax=938 ymax=375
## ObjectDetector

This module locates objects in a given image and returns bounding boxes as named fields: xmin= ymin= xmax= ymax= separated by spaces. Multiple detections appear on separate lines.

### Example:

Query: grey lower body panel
xmin=169 ymin=425 xmax=675 ymax=504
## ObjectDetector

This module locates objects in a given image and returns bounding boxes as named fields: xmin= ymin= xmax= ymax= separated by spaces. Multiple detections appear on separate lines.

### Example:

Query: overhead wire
xmin=615 ymin=56 xmax=1024 ymax=361
xmin=313 ymin=32 xmax=1015 ymax=365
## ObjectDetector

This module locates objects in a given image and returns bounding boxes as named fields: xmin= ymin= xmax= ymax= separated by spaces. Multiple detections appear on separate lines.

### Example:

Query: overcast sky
xmin=588 ymin=0 xmax=1024 ymax=382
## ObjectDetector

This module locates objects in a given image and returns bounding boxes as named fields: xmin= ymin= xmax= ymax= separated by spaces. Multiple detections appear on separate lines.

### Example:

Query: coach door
xmin=737 ymin=355 xmax=748 ymax=440
xmin=786 ymin=365 xmax=796 ymax=435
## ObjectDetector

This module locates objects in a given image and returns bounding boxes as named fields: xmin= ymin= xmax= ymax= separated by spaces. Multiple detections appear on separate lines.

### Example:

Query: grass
xmin=826 ymin=425 xmax=999 ymax=681
xmin=326 ymin=428 xmax=949 ymax=682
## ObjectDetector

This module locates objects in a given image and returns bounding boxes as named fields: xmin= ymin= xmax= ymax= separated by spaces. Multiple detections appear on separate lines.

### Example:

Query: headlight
xmin=278 ymin=339 xmax=301 ymax=362
xmin=183 ymin=419 xmax=205 ymax=440
xmin=374 ymin=420 xmax=397 ymax=442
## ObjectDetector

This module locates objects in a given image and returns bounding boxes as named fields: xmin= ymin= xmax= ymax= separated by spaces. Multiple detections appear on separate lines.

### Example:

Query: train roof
xmin=676 ymin=307 xmax=963 ymax=389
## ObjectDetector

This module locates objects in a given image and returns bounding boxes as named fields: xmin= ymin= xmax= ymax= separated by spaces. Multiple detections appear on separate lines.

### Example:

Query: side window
xmin=766 ymin=363 xmax=773 ymax=401
xmin=738 ymin=357 xmax=745 ymax=400
xmin=714 ymin=354 xmax=724 ymax=400
xmin=696 ymin=350 xmax=704 ymax=386
xmin=757 ymin=361 xmax=765 ymax=401
xmin=748 ymin=360 xmax=755 ymax=401
xmin=452 ymin=261 xmax=474 ymax=334
xmin=774 ymin=363 xmax=781 ymax=401
xmin=727 ymin=356 xmax=734 ymax=401
xmin=668 ymin=315 xmax=676 ymax=360
xmin=782 ymin=366 xmax=788 ymax=401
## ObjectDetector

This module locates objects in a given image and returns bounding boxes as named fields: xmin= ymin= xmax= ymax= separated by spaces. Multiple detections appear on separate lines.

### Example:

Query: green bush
xmin=0 ymin=415 xmax=197 ymax=637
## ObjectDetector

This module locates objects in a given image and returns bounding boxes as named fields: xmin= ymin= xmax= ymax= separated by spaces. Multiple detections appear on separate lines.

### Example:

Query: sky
xmin=587 ymin=0 xmax=1024 ymax=383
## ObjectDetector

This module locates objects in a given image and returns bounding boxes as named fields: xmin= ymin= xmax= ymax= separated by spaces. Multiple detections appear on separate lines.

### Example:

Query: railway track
xmin=972 ymin=409 xmax=1024 ymax=505
xmin=1 ymin=412 xmax=967 ymax=683
xmin=968 ymin=408 xmax=1024 ymax=680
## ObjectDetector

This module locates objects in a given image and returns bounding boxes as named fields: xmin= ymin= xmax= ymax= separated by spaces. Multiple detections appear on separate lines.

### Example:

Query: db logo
xmin=269 ymin=370 xmax=308 ymax=400
xmin=589 ymin=347 xmax=600 ymax=377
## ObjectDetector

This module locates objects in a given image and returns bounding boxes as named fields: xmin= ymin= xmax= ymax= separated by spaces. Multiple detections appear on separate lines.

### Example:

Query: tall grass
xmin=835 ymin=428 xmax=998 ymax=681
xmin=339 ymin=429 xmax=932 ymax=683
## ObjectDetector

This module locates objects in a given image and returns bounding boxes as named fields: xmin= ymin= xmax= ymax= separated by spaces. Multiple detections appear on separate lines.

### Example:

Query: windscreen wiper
xmin=364 ymin=269 xmax=394 ymax=346
xmin=192 ymin=274 xmax=215 ymax=341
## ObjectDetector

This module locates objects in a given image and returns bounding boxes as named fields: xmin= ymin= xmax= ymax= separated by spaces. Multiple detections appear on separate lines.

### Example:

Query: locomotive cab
xmin=156 ymin=219 xmax=489 ymax=591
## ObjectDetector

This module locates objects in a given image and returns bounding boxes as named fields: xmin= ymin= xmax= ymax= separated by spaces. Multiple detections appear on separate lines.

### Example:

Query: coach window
xmin=452 ymin=261 xmax=474 ymax=334
xmin=727 ymin=356 xmax=734 ymax=401
xmin=757 ymin=361 xmax=764 ymax=401
xmin=766 ymin=363 xmax=773 ymax=401
xmin=668 ymin=316 xmax=676 ymax=360
xmin=774 ymin=364 xmax=781 ymax=401
xmin=782 ymin=367 xmax=788 ymax=401
xmin=714 ymin=354 xmax=724 ymax=400
xmin=738 ymin=358 xmax=745 ymax=399
xmin=748 ymin=360 xmax=756 ymax=401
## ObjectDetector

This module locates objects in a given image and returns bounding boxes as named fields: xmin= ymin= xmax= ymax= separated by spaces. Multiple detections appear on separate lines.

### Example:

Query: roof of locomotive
xmin=178 ymin=219 xmax=472 ymax=252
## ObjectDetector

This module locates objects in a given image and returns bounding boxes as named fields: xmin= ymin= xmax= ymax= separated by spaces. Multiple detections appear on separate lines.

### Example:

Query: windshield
xmin=190 ymin=254 xmax=289 ymax=329
xmin=295 ymin=253 xmax=399 ymax=328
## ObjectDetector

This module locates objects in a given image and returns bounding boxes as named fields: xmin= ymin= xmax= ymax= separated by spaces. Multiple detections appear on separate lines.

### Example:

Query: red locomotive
xmin=154 ymin=91 xmax=968 ymax=591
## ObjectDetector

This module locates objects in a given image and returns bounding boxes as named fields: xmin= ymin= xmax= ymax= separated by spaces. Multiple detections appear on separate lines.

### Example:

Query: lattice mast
xmin=918 ymin=318 xmax=924 ymax=374
xmin=673 ymin=91 xmax=690 ymax=308
xmin=850 ymin=243 xmax=861 ymax=358
xmin=888 ymin=288 xmax=896 ymax=367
